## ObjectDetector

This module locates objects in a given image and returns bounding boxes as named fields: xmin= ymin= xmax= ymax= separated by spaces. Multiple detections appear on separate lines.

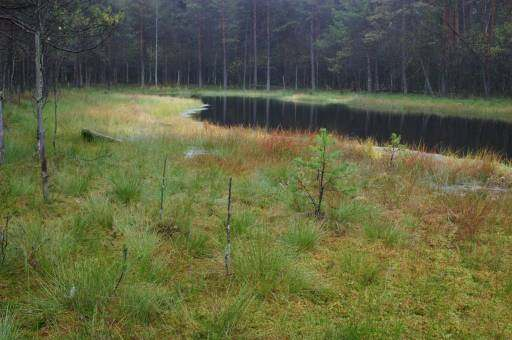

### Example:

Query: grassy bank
xmin=1 ymin=89 xmax=512 ymax=338
xmin=137 ymin=86 xmax=512 ymax=122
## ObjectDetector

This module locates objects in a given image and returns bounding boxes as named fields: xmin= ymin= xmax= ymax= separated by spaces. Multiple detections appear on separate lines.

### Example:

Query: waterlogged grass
xmin=150 ymin=86 xmax=512 ymax=122
xmin=0 ymin=88 xmax=512 ymax=337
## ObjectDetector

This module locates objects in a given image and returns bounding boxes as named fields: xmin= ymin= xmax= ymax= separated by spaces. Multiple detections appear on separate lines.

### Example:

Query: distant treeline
xmin=1 ymin=0 xmax=511 ymax=96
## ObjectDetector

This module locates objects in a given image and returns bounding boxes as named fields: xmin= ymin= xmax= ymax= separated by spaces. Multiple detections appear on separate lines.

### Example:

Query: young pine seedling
xmin=389 ymin=132 xmax=403 ymax=166
xmin=293 ymin=128 xmax=354 ymax=218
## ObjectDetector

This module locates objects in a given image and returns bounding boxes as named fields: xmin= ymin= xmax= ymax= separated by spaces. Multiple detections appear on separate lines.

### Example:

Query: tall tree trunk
xmin=197 ymin=17 xmax=203 ymax=87
xmin=52 ymin=59 xmax=61 ymax=150
xmin=35 ymin=31 xmax=49 ymax=201
xmin=400 ymin=9 xmax=408 ymax=95
xmin=139 ymin=3 xmax=145 ymax=87
xmin=374 ymin=58 xmax=380 ymax=91
xmin=252 ymin=0 xmax=258 ymax=88
xmin=482 ymin=0 xmax=496 ymax=97
xmin=213 ymin=51 xmax=217 ymax=85
xmin=221 ymin=0 xmax=228 ymax=89
xmin=0 ymin=91 xmax=4 ymax=165
xmin=187 ymin=61 xmax=190 ymax=87
xmin=295 ymin=64 xmax=298 ymax=90
xmin=366 ymin=51 xmax=372 ymax=92
xmin=243 ymin=31 xmax=248 ymax=90
xmin=266 ymin=0 xmax=271 ymax=91
xmin=420 ymin=58 xmax=434 ymax=96
xmin=155 ymin=0 xmax=159 ymax=86
xmin=309 ymin=15 xmax=316 ymax=91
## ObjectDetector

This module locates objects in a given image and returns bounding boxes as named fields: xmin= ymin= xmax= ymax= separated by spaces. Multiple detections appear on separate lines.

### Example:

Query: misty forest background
xmin=1 ymin=0 xmax=512 ymax=98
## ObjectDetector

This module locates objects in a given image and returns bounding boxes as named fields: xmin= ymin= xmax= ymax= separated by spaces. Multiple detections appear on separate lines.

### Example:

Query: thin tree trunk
xmin=266 ymin=0 xmax=271 ymax=91
xmin=295 ymin=65 xmax=298 ymax=90
xmin=309 ymin=16 xmax=316 ymax=91
xmin=243 ymin=31 xmax=248 ymax=90
xmin=401 ymin=8 xmax=408 ymax=95
xmin=197 ymin=7 xmax=203 ymax=87
xmin=221 ymin=0 xmax=228 ymax=89
xmin=155 ymin=0 xmax=159 ymax=86
xmin=252 ymin=0 xmax=258 ymax=88
xmin=213 ymin=51 xmax=218 ymax=85
xmin=420 ymin=58 xmax=434 ymax=96
xmin=10 ymin=54 xmax=15 ymax=93
xmin=52 ymin=59 xmax=61 ymax=150
xmin=139 ymin=3 xmax=145 ymax=87
xmin=374 ymin=57 xmax=380 ymax=91
xmin=187 ymin=61 xmax=190 ymax=87
xmin=0 ymin=92 xmax=4 ymax=165
xmin=366 ymin=51 xmax=372 ymax=92
xmin=35 ymin=31 xmax=49 ymax=201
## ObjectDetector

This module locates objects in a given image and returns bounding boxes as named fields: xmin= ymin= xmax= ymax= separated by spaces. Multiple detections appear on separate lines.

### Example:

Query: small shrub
xmin=110 ymin=172 xmax=142 ymax=204
xmin=292 ymin=128 xmax=354 ymax=217
xmin=388 ymin=132 xmax=403 ymax=166
xmin=447 ymin=193 xmax=493 ymax=241
xmin=282 ymin=221 xmax=322 ymax=252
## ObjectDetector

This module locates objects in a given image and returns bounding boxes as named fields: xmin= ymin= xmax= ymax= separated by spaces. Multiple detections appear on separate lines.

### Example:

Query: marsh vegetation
xmin=1 ymin=89 xmax=511 ymax=338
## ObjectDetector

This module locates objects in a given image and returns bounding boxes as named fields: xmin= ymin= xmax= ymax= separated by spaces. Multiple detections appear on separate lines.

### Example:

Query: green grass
xmin=0 ymin=308 xmax=20 ymax=340
xmin=132 ymin=85 xmax=512 ymax=122
xmin=282 ymin=220 xmax=323 ymax=252
xmin=0 ymin=88 xmax=511 ymax=337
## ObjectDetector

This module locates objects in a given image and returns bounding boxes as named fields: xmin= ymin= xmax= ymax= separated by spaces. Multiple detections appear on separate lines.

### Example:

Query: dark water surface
xmin=197 ymin=96 xmax=512 ymax=158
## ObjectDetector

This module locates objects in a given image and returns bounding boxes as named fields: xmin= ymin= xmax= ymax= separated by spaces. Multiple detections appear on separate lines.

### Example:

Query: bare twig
xmin=0 ymin=216 xmax=10 ymax=265
xmin=113 ymin=246 xmax=128 ymax=293
xmin=224 ymin=177 xmax=233 ymax=276
xmin=160 ymin=156 xmax=168 ymax=221
xmin=296 ymin=177 xmax=318 ymax=210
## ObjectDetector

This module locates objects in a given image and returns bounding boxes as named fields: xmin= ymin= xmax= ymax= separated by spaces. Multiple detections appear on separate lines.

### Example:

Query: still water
xmin=197 ymin=96 xmax=512 ymax=158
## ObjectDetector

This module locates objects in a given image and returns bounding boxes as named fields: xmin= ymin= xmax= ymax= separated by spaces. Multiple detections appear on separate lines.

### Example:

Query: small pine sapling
xmin=389 ymin=133 xmax=403 ymax=166
xmin=293 ymin=128 xmax=354 ymax=218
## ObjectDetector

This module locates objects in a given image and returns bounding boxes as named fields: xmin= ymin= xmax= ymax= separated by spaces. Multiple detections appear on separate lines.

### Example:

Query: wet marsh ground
xmin=1 ymin=89 xmax=512 ymax=338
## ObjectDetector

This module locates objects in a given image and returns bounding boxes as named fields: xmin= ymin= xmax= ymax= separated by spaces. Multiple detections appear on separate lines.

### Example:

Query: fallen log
xmin=81 ymin=129 xmax=122 ymax=143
